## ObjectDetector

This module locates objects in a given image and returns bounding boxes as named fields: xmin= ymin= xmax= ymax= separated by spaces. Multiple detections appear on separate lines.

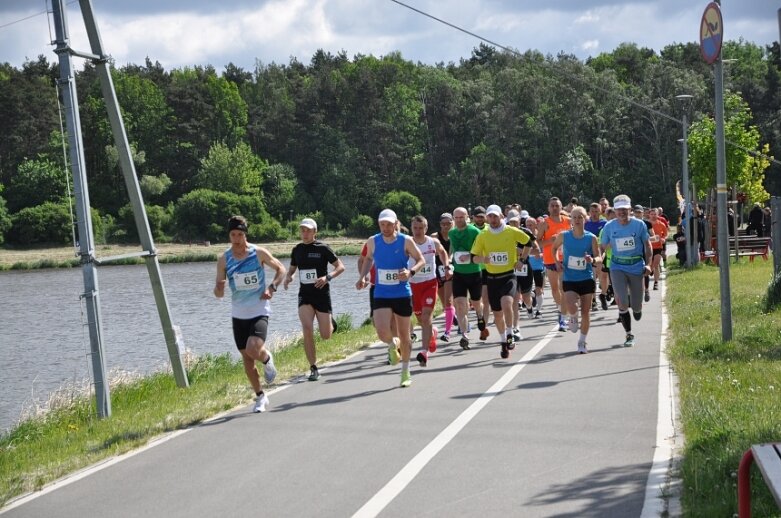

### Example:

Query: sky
xmin=0 ymin=0 xmax=778 ymax=71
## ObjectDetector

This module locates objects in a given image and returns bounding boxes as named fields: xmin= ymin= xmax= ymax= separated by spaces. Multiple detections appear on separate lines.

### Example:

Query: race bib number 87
xmin=299 ymin=269 xmax=318 ymax=284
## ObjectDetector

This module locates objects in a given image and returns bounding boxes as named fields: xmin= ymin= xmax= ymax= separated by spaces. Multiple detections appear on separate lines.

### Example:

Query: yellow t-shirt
xmin=470 ymin=226 xmax=531 ymax=274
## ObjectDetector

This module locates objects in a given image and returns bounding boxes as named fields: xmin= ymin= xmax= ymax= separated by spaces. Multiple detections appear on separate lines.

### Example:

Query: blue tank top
xmin=225 ymin=246 xmax=271 ymax=319
xmin=373 ymin=233 xmax=412 ymax=299
xmin=562 ymin=230 xmax=595 ymax=282
xmin=528 ymin=254 xmax=544 ymax=271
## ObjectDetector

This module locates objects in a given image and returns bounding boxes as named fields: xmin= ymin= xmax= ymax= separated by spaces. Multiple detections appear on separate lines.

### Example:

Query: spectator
xmin=747 ymin=203 xmax=764 ymax=237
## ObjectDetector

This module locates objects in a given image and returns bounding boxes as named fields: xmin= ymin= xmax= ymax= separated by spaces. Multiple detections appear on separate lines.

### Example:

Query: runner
xmin=470 ymin=204 xmax=534 ymax=359
xmin=283 ymin=218 xmax=345 ymax=381
xmin=552 ymin=207 xmax=601 ymax=354
xmin=585 ymin=202 xmax=609 ymax=310
xmin=432 ymin=213 xmax=456 ymax=342
xmin=523 ymin=216 xmax=546 ymax=318
xmin=408 ymin=215 xmax=450 ymax=367
xmin=648 ymin=208 xmax=668 ymax=291
xmin=471 ymin=206 xmax=492 ymax=339
xmin=537 ymin=197 xmax=571 ymax=331
xmin=632 ymin=205 xmax=656 ymax=302
xmin=214 ymin=215 xmax=286 ymax=413
xmin=599 ymin=197 xmax=610 ymax=216
xmin=507 ymin=212 xmax=536 ymax=340
xmin=601 ymin=195 xmax=653 ymax=347
xmin=356 ymin=209 xmax=425 ymax=387
xmin=449 ymin=207 xmax=485 ymax=350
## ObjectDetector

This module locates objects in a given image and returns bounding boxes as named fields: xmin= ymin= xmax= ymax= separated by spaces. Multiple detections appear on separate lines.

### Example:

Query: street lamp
xmin=676 ymin=94 xmax=695 ymax=267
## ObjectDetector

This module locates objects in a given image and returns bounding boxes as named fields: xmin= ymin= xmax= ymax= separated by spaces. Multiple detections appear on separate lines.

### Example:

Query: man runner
xmin=537 ymin=197 xmax=571 ymax=331
xmin=449 ymin=207 xmax=486 ymax=350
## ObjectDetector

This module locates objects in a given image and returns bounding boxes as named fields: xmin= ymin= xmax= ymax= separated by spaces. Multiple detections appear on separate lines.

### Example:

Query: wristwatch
xmin=326 ymin=274 xmax=333 ymax=282
xmin=269 ymin=284 xmax=277 ymax=292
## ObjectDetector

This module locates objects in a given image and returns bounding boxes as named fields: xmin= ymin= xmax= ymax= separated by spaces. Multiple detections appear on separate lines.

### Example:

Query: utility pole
xmin=50 ymin=0 xmax=190 ymax=418
xmin=676 ymin=94 xmax=694 ymax=268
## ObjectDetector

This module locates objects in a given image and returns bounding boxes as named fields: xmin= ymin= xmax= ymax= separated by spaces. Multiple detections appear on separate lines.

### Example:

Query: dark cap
xmin=633 ymin=205 xmax=645 ymax=211
xmin=472 ymin=206 xmax=486 ymax=216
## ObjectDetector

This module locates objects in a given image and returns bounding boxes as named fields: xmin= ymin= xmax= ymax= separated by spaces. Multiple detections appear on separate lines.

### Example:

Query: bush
xmin=8 ymin=202 xmax=72 ymax=245
xmin=116 ymin=203 xmax=173 ymax=243
xmin=249 ymin=219 xmax=289 ymax=242
xmin=347 ymin=214 xmax=375 ymax=237
xmin=0 ymin=192 xmax=11 ymax=245
xmin=173 ymin=189 xmax=269 ymax=242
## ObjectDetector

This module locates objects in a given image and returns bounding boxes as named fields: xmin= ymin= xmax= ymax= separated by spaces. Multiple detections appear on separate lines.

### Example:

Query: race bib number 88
xmin=378 ymin=269 xmax=400 ymax=285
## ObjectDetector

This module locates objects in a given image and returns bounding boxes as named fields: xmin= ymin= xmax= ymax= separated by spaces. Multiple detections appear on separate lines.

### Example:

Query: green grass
xmin=0 ymin=313 xmax=377 ymax=507
xmin=666 ymin=259 xmax=781 ymax=517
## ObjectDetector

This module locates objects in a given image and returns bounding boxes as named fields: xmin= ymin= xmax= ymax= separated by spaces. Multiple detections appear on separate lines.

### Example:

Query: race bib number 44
xmin=234 ymin=271 xmax=260 ymax=291
xmin=378 ymin=269 xmax=401 ymax=285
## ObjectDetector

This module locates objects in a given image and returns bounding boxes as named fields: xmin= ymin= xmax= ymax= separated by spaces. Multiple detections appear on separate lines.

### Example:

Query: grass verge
xmin=666 ymin=259 xmax=781 ymax=517
xmin=0 ymin=313 xmax=378 ymax=508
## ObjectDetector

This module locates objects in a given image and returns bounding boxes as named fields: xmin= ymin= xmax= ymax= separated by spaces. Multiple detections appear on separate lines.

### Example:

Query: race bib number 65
xmin=234 ymin=271 xmax=259 ymax=291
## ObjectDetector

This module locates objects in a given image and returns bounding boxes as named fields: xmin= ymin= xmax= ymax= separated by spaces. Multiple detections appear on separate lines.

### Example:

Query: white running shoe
xmin=263 ymin=351 xmax=277 ymax=384
xmin=253 ymin=393 xmax=269 ymax=413
xmin=568 ymin=315 xmax=579 ymax=333
xmin=577 ymin=342 xmax=588 ymax=354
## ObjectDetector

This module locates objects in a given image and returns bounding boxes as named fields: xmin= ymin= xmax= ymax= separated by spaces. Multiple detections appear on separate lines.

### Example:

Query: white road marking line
xmin=352 ymin=327 xmax=560 ymax=518
xmin=640 ymin=278 xmax=677 ymax=517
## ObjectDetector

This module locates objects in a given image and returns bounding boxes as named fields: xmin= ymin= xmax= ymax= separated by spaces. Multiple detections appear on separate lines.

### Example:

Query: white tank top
xmin=409 ymin=236 xmax=437 ymax=283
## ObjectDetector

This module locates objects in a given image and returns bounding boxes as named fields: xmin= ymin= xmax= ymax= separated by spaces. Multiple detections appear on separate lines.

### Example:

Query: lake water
xmin=0 ymin=256 xmax=368 ymax=434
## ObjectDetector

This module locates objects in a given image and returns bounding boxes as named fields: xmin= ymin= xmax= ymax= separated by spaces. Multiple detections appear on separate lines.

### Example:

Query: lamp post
xmin=676 ymin=94 xmax=694 ymax=268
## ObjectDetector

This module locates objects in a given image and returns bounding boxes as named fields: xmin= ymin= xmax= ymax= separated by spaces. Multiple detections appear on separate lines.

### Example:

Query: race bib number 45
xmin=615 ymin=237 xmax=636 ymax=253
xmin=234 ymin=271 xmax=260 ymax=291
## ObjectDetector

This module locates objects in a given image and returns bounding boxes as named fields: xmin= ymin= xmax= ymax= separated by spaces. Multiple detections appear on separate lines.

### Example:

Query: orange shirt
xmin=541 ymin=215 xmax=571 ymax=264
xmin=651 ymin=220 xmax=668 ymax=250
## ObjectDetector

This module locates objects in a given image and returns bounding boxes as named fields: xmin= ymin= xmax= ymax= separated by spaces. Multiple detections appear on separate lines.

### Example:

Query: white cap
xmin=378 ymin=209 xmax=397 ymax=223
xmin=520 ymin=210 xmax=529 ymax=219
xmin=486 ymin=204 xmax=503 ymax=217
xmin=299 ymin=218 xmax=317 ymax=231
xmin=613 ymin=195 xmax=632 ymax=210
xmin=506 ymin=209 xmax=520 ymax=220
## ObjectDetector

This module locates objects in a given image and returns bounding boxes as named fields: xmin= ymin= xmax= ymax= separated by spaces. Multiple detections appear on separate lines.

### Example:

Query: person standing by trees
xmin=748 ymin=203 xmax=764 ymax=237
xmin=356 ymin=209 xmax=425 ymax=388
xmin=214 ymin=215 xmax=286 ymax=413
xmin=283 ymin=218 xmax=345 ymax=382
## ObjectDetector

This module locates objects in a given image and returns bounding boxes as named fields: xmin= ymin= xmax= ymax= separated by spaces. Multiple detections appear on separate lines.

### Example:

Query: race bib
xmin=454 ymin=251 xmax=471 ymax=264
xmin=567 ymin=255 xmax=587 ymax=271
xmin=489 ymin=252 xmax=509 ymax=266
xmin=419 ymin=264 xmax=433 ymax=275
xmin=438 ymin=264 xmax=454 ymax=277
xmin=299 ymin=269 xmax=318 ymax=284
xmin=377 ymin=269 xmax=400 ymax=285
xmin=234 ymin=271 xmax=260 ymax=291
xmin=615 ymin=237 xmax=636 ymax=253
xmin=514 ymin=264 xmax=528 ymax=276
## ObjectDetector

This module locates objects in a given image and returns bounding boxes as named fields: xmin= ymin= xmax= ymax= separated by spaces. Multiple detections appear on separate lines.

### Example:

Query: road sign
xmin=700 ymin=2 xmax=723 ymax=64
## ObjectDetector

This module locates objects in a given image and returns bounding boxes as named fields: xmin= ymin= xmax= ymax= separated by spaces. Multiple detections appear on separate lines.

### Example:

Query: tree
xmin=688 ymin=92 xmax=772 ymax=204
xmin=0 ymin=185 xmax=11 ymax=244
xmin=6 ymin=156 xmax=68 ymax=213
xmin=173 ymin=189 xmax=269 ymax=242
xmin=7 ymin=201 xmax=72 ymax=245
xmin=380 ymin=191 xmax=422 ymax=227
xmin=261 ymin=163 xmax=297 ymax=218
xmin=194 ymin=141 xmax=267 ymax=196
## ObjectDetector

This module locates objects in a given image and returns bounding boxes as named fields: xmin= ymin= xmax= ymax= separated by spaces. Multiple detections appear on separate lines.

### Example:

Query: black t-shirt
xmin=290 ymin=241 xmax=338 ymax=295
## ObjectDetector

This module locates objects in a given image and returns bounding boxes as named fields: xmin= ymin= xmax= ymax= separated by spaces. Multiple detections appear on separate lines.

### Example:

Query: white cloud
xmin=575 ymin=11 xmax=600 ymax=24
xmin=580 ymin=39 xmax=599 ymax=52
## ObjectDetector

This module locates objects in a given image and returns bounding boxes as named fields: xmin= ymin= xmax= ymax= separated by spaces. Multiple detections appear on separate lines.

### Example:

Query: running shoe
xmin=653 ymin=281 xmax=659 ymax=291
xmin=500 ymin=339 xmax=510 ymax=359
xmin=512 ymin=328 xmax=522 ymax=343
xmin=624 ymin=333 xmax=635 ymax=347
xmin=459 ymin=335 xmax=471 ymax=350
xmin=410 ymin=333 xmax=418 ymax=343
xmin=263 ymin=351 xmax=277 ymax=384
xmin=416 ymin=351 xmax=428 ymax=367
xmin=527 ymin=308 xmax=533 ymax=318
xmin=440 ymin=333 xmax=450 ymax=343
xmin=308 ymin=365 xmax=320 ymax=381
xmin=633 ymin=311 xmax=642 ymax=321
xmin=479 ymin=328 xmax=490 ymax=341
xmin=429 ymin=327 xmax=438 ymax=353
xmin=506 ymin=334 xmax=516 ymax=350
xmin=591 ymin=299 xmax=598 ymax=312
xmin=331 ymin=316 xmax=338 ymax=334
xmin=568 ymin=315 xmax=579 ymax=333
xmin=558 ymin=318 xmax=567 ymax=332
xmin=477 ymin=318 xmax=486 ymax=331
xmin=599 ymin=294 xmax=608 ymax=311
xmin=534 ymin=310 xmax=542 ymax=319
xmin=400 ymin=370 xmax=412 ymax=387
xmin=644 ymin=290 xmax=650 ymax=302
xmin=388 ymin=338 xmax=401 ymax=366
xmin=253 ymin=392 xmax=269 ymax=413
xmin=577 ymin=342 xmax=588 ymax=354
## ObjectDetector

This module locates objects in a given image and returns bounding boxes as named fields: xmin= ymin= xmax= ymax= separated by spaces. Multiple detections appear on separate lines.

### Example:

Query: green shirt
xmin=449 ymin=224 xmax=482 ymax=274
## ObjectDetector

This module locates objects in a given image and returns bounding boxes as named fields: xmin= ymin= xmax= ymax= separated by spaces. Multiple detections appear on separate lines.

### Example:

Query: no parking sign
xmin=700 ymin=2 xmax=723 ymax=64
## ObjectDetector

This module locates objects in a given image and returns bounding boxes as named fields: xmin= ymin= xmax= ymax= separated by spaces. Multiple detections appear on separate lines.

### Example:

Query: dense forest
xmin=0 ymin=39 xmax=778 ymax=246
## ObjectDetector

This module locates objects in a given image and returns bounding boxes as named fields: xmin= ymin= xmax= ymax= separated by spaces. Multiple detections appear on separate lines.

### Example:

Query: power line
xmin=0 ymin=0 xmax=78 ymax=31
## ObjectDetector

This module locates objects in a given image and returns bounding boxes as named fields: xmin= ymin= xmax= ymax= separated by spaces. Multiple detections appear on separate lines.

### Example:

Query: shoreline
xmin=0 ymin=239 xmax=365 ymax=271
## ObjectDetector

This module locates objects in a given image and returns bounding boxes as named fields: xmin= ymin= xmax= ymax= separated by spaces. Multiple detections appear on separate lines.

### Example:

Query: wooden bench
xmin=738 ymin=442 xmax=781 ymax=516
xmin=701 ymin=237 xmax=771 ymax=265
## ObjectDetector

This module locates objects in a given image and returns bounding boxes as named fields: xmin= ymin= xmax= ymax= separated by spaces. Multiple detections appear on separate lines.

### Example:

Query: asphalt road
xmin=3 ymin=282 xmax=671 ymax=518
